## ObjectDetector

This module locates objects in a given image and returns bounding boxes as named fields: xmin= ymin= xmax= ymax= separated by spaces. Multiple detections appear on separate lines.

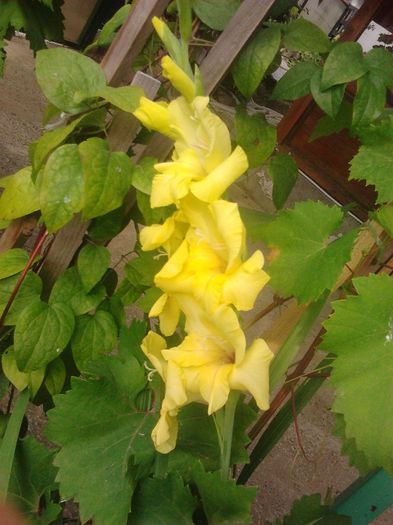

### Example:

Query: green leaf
xmin=79 ymin=138 xmax=133 ymax=220
xmin=272 ymin=61 xmax=320 ymax=100
xmin=71 ymin=311 xmax=117 ymax=371
xmin=352 ymin=73 xmax=386 ymax=129
xmin=136 ymin=287 xmax=162 ymax=313
xmin=0 ymin=167 xmax=40 ymax=220
xmin=14 ymin=300 xmax=75 ymax=371
xmin=125 ymin=250 xmax=164 ymax=288
xmin=266 ymin=0 xmax=297 ymax=18
xmin=374 ymin=204 xmax=393 ymax=238
xmin=310 ymin=68 xmax=345 ymax=119
xmin=131 ymin=157 xmax=156 ymax=195
xmin=97 ymin=85 xmax=144 ymax=113
xmin=2 ymin=346 xmax=44 ymax=394
xmin=267 ymin=152 xmax=298 ymax=209
xmin=88 ymin=205 xmax=128 ymax=241
xmin=254 ymin=201 xmax=358 ymax=302
xmin=309 ymin=100 xmax=352 ymax=141
xmin=44 ymin=357 xmax=66 ymax=396
xmin=85 ymin=4 xmax=131 ymax=51
xmin=333 ymin=414 xmax=374 ymax=475
xmin=364 ymin=47 xmax=393 ymax=88
xmin=130 ymin=474 xmax=196 ymax=524
xmin=135 ymin=190 xmax=175 ymax=226
xmin=321 ymin=274 xmax=393 ymax=474
xmin=192 ymin=0 xmax=240 ymax=31
xmin=349 ymin=142 xmax=393 ymax=204
xmin=35 ymin=47 xmax=106 ymax=113
xmin=234 ymin=107 xmax=276 ymax=168
xmin=77 ymin=244 xmax=110 ymax=293
xmin=194 ymin=469 xmax=256 ymax=525
xmin=118 ymin=320 xmax=148 ymax=364
xmin=239 ymin=206 xmax=274 ymax=243
xmin=8 ymin=435 xmax=57 ymax=519
xmin=49 ymin=267 xmax=106 ymax=316
xmin=0 ymin=271 xmax=42 ymax=325
xmin=283 ymin=17 xmax=332 ymax=54
xmin=46 ymin=355 xmax=156 ymax=525
xmin=232 ymin=26 xmax=282 ymax=99
xmin=0 ymin=248 xmax=29 ymax=279
xmin=321 ymin=42 xmax=367 ymax=90
xmin=39 ymin=144 xmax=83 ymax=233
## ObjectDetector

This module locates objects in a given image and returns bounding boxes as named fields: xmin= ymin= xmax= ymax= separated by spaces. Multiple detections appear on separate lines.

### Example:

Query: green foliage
xmin=283 ymin=17 xmax=332 ymax=54
xmin=14 ymin=300 xmax=75 ymax=371
xmin=364 ymin=47 xmax=393 ymax=88
xmin=352 ymin=73 xmax=386 ymax=129
xmin=309 ymin=100 xmax=352 ymax=141
xmin=125 ymin=250 xmax=164 ymax=288
xmin=253 ymin=201 xmax=358 ymax=302
xmin=44 ymin=357 xmax=66 ymax=396
xmin=96 ymin=85 xmax=144 ymax=113
xmin=2 ymin=346 xmax=45 ymax=394
xmin=231 ymin=26 xmax=282 ymax=99
xmin=272 ymin=61 xmax=320 ymax=100
xmin=46 ymin=354 xmax=156 ymax=525
xmin=0 ymin=248 xmax=29 ymax=279
xmin=0 ymin=271 xmax=42 ymax=325
xmin=310 ymin=69 xmax=345 ymax=119
xmin=267 ymin=152 xmax=298 ymax=209
xmin=374 ymin=204 xmax=393 ymax=238
xmin=36 ymin=48 xmax=106 ymax=114
xmin=321 ymin=274 xmax=393 ymax=474
xmin=321 ymin=42 xmax=366 ymax=90
xmin=131 ymin=157 xmax=157 ymax=195
xmin=234 ymin=107 xmax=276 ymax=168
xmin=0 ymin=167 xmax=40 ymax=220
xmin=85 ymin=4 xmax=132 ymax=52
xmin=194 ymin=469 xmax=256 ymax=525
xmin=130 ymin=474 xmax=196 ymax=524
xmin=71 ymin=311 xmax=117 ymax=371
xmin=192 ymin=0 xmax=240 ymax=31
xmin=77 ymin=244 xmax=110 ymax=293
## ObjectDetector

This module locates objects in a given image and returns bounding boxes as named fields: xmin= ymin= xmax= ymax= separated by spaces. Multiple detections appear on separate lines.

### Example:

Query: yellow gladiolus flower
xmin=161 ymin=55 xmax=196 ymax=102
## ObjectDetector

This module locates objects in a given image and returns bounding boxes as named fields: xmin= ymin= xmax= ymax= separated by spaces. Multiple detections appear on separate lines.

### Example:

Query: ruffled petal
xmin=151 ymin=404 xmax=179 ymax=454
xmin=133 ymin=97 xmax=176 ymax=139
xmin=140 ymin=216 xmax=176 ymax=251
xmin=141 ymin=331 xmax=167 ymax=378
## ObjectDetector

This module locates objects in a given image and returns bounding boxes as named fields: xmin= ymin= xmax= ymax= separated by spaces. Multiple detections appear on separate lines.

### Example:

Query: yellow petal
xmin=230 ymin=339 xmax=274 ymax=411
xmin=159 ymin=295 xmax=180 ymax=336
xmin=141 ymin=331 xmax=167 ymax=378
xmin=133 ymin=97 xmax=178 ymax=140
xmin=223 ymin=251 xmax=270 ymax=311
xmin=163 ymin=361 xmax=188 ymax=410
xmin=152 ymin=16 xmax=166 ymax=40
xmin=161 ymin=55 xmax=196 ymax=102
xmin=155 ymin=240 xmax=188 ymax=282
xmin=151 ymin=405 xmax=179 ymax=454
xmin=140 ymin=216 xmax=176 ymax=251
xmin=199 ymin=363 xmax=232 ymax=414
xmin=162 ymin=334 xmax=224 ymax=367
xmin=190 ymin=146 xmax=248 ymax=202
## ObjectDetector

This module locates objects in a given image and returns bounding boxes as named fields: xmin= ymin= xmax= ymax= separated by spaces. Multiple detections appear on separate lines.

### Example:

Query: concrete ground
xmin=0 ymin=37 xmax=392 ymax=525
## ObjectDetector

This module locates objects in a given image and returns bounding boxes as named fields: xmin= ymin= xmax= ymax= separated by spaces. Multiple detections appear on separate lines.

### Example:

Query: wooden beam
xmin=101 ymin=0 xmax=170 ymax=86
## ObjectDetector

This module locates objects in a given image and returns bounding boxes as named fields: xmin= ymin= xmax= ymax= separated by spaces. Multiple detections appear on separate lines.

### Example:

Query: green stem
xmin=0 ymin=389 xmax=29 ymax=502
xmin=220 ymin=391 xmax=240 ymax=480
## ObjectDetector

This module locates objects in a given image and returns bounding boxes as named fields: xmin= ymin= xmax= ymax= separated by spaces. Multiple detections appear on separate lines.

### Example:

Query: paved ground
xmin=0 ymin=36 xmax=391 ymax=525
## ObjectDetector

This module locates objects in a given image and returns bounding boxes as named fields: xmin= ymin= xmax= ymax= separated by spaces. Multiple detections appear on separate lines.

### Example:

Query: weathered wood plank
xmin=101 ymin=0 xmax=170 ymax=86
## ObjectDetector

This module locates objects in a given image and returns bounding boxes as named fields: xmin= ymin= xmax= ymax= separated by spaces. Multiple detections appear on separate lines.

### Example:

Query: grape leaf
xmin=14 ymin=300 xmax=75 ymax=371
xmin=310 ymin=68 xmax=345 ymax=119
xmin=267 ymin=152 xmax=298 ymax=209
xmin=0 ymin=271 xmax=42 ymax=325
xmin=77 ymin=244 xmax=110 ymax=293
xmin=0 ymin=167 xmax=40 ymax=220
xmin=232 ymin=26 xmax=282 ymax=99
xmin=374 ymin=204 xmax=393 ymax=238
xmin=350 ymin=141 xmax=393 ymax=204
xmin=272 ymin=61 xmax=320 ymax=100
xmin=234 ymin=107 xmax=276 ymax=168
xmin=0 ymin=248 xmax=29 ymax=279
xmin=192 ymin=0 xmax=240 ymax=31
xmin=253 ymin=201 xmax=358 ymax=302
xmin=46 ymin=354 xmax=156 ymax=525
xmin=283 ymin=17 xmax=332 ymax=54
xmin=321 ymin=42 xmax=367 ymax=90
xmin=321 ymin=274 xmax=393 ymax=474
xmin=129 ymin=474 xmax=196 ymax=525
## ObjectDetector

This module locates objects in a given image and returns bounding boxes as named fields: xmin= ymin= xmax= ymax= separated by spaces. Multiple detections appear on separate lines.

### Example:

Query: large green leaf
xmin=0 ymin=248 xmax=29 ymax=279
xmin=194 ymin=469 xmax=256 ymax=525
xmin=234 ymin=107 xmax=276 ymax=168
xmin=321 ymin=42 xmax=367 ymax=90
xmin=129 ymin=474 xmax=196 ymax=525
xmin=321 ymin=274 xmax=393 ymax=474
xmin=49 ymin=267 xmax=106 ymax=316
xmin=46 ymin=354 xmax=156 ymax=525
xmin=267 ymin=152 xmax=298 ymax=209
xmin=0 ymin=271 xmax=42 ymax=325
xmin=0 ymin=167 xmax=40 ymax=220
xmin=97 ymin=85 xmax=144 ymax=113
xmin=364 ymin=47 xmax=393 ymax=88
xmin=310 ymin=69 xmax=345 ymax=119
xmin=125 ymin=250 xmax=164 ymax=288
xmin=192 ymin=0 xmax=240 ymax=31
xmin=254 ymin=201 xmax=358 ymax=302
xmin=283 ymin=17 xmax=332 ymax=54
xmin=77 ymin=244 xmax=110 ymax=293
xmin=352 ymin=73 xmax=386 ymax=129
xmin=44 ymin=357 xmax=66 ymax=396
xmin=79 ymin=138 xmax=133 ymax=219
xmin=39 ymin=144 xmax=83 ymax=232
xmin=131 ymin=157 xmax=156 ymax=195
xmin=272 ymin=61 xmax=320 ymax=100
xmin=14 ymin=300 xmax=75 ymax=371
xmin=350 ymin=142 xmax=393 ymax=204
xmin=71 ymin=311 xmax=117 ymax=371
xmin=231 ymin=26 xmax=282 ymax=99
xmin=35 ymin=47 xmax=106 ymax=113
xmin=2 ymin=346 xmax=45 ymax=395
xmin=374 ymin=204 xmax=393 ymax=238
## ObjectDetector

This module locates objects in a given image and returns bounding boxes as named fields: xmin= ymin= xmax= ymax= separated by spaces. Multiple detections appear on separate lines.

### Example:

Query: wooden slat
xmin=141 ymin=0 xmax=276 ymax=161
xmin=101 ymin=0 xmax=170 ymax=86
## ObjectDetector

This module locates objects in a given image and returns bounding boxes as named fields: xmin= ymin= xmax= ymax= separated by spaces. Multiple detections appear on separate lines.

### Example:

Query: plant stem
xmin=220 ymin=391 xmax=240 ymax=480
